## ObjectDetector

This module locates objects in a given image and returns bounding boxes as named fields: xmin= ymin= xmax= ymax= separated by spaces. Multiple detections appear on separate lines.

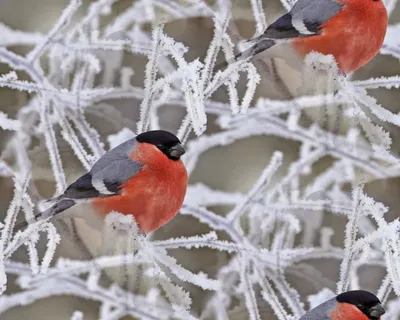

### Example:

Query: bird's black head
xmin=336 ymin=290 xmax=385 ymax=319
xmin=136 ymin=130 xmax=185 ymax=161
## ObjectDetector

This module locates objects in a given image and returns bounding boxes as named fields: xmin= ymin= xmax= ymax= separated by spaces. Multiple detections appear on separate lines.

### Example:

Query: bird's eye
xmin=356 ymin=304 xmax=366 ymax=312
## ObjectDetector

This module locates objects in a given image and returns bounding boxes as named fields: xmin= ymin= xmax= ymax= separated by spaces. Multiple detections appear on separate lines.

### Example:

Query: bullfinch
xmin=18 ymin=130 xmax=188 ymax=234
xmin=300 ymin=290 xmax=385 ymax=319
xmin=219 ymin=0 xmax=388 ymax=73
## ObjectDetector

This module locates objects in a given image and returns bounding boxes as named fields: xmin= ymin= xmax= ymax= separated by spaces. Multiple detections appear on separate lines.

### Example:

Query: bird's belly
xmin=92 ymin=169 xmax=187 ymax=233
xmin=333 ymin=38 xmax=381 ymax=73
xmin=259 ymin=42 xmax=304 ymax=71
xmin=130 ymin=184 xmax=185 ymax=232
xmin=292 ymin=34 xmax=382 ymax=73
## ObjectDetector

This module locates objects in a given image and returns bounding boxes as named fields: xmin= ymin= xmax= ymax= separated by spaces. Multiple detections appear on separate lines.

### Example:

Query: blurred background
xmin=1 ymin=0 xmax=400 ymax=319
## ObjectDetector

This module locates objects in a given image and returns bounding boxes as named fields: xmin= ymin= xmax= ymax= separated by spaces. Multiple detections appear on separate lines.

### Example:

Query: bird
xmin=17 ymin=130 xmax=188 ymax=234
xmin=300 ymin=290 xmax=385 ymax=319
xmin=217 ymin=0 xmax=388 ymax=74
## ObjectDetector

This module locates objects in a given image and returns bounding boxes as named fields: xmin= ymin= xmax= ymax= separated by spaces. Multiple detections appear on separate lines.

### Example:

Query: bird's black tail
xmin=214 ymin=38 xmax=276 ymax=72
xmin=14 ymin=199 xmax=76 ymax=232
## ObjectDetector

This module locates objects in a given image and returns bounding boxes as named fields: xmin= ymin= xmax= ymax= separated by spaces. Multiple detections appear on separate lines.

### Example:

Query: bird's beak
xmin=369 ymin=303 xmax=385 ymax=318
xmin=169 ymin=143 xmax=185 ymax=158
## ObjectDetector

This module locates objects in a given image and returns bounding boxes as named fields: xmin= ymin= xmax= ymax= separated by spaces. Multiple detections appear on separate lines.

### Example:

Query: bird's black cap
xmin=136 ymin=130 xmax=181 ymax=146
xmin=136 ymin=130 xmax=185 ymax=160
xmin=336 ymin=290 xmax=380 ymax=305
xmin=336 ymin=290 xmax=384 ymax=319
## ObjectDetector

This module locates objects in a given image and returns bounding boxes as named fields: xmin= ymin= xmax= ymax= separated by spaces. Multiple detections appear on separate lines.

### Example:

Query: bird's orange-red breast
xmin=92 ymin=141 xmax=188 ymax=233
xmin=329 ymin=302 xmax=370 ymax=320
xmin=292 ymin=0 xmax=388 ymax=73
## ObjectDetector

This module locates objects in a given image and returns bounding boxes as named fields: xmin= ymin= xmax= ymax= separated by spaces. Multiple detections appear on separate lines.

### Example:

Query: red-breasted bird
xmin=219 ymin=0 xmax=388 ymax=73
xmin=18 ymin=130 xmax=188 ymax=233
xmin=300 ymin=290 xmax=385 ymax=320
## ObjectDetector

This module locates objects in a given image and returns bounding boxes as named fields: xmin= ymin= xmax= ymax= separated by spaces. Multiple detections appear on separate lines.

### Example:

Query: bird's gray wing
xmin=215 ymin=0 xmax=343 ymax=70
xmin=264 ymin=0 xmax=343 ymax=39
xmin=62 ymin=138 xmax=144 ymax=199
xmin=62 ymin=159 xmax=143 ymax=199
xmin=299 ymin=298 xmax=336 ymax=319
xmin=15 ymin=139 xmax=143 ymax=231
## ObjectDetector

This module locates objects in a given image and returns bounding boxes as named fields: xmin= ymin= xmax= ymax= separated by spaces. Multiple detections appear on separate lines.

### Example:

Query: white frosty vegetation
xmin=0 ymin=0 xmax=399 ymax=319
